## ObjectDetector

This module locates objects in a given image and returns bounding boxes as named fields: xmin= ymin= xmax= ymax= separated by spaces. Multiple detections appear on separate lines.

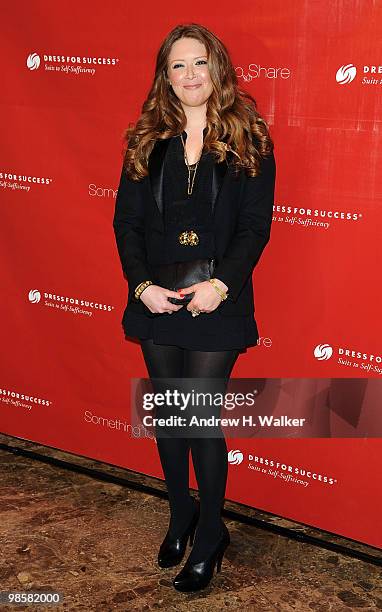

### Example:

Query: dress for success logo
xmin=336 ymin=64 xmax=357 ymax=84
xmin=336 ymin=63 xmax=382 ymax=85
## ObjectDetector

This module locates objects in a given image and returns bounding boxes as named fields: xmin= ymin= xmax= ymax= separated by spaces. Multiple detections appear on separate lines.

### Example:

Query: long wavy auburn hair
xmin=122 ymin=23 xmax=274 ymax=181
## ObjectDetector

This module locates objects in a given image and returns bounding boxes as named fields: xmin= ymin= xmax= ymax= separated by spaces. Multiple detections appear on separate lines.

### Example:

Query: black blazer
xmin=113 ymin=136 xmax=276 ymax=318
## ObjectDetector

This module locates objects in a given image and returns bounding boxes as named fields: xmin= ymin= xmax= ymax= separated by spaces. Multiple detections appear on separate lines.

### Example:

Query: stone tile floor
xmin=0 ymin=434 xmax=380 ymax=611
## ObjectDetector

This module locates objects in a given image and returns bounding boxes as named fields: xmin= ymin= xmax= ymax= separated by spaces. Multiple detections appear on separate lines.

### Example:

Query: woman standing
xmin=113 ymin=23 xmax=276 ymax=592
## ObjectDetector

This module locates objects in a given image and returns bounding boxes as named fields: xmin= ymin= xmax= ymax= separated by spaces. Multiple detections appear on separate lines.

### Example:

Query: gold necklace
xmin=180 ymin=133 xmax=202 ymax=195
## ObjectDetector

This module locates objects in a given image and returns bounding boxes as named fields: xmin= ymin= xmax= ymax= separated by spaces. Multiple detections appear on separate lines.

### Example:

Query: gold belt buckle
xmin=178 ymin=230 xmax=199 ymax=246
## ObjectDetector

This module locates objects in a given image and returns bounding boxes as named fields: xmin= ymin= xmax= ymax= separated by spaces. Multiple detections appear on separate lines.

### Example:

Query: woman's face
xmin=167 ymin=37 xmax=213 ymax=109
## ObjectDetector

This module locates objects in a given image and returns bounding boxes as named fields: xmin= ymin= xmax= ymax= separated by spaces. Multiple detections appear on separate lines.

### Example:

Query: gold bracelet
xmin=134 ymin=281 xmax=150 ymax=296
xmin=209 ymin=278 xmax=228 ymax=301
xmin=134 ymin=280 xmax=153 ymax=300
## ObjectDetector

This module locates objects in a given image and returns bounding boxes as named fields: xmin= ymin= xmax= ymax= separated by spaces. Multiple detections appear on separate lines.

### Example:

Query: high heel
xmin=157 ymin=498 xmax=200 ymax=568
xmin=173 ymin=522 xmax=230 ymax=592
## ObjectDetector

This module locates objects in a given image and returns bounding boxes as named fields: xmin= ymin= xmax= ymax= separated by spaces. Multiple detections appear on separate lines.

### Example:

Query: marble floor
xmin=0 ymin=434 xmax=380 ymax=611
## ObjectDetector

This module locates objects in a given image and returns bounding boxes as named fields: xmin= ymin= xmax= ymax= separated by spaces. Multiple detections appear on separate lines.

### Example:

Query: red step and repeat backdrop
xmin=1 ymin=2 xmax=381 ymax=549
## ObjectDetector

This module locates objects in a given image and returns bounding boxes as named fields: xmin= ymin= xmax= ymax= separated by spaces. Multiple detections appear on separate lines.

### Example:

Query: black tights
xmin=140 ymin=338 xmax=240 ymax=562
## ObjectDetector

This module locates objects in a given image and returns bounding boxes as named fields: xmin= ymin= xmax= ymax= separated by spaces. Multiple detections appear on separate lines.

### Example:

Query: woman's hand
xmin=139 ymin=285 xmax=184 ymax=314
xmin=178 ymin=279 xmax=228 ymax=314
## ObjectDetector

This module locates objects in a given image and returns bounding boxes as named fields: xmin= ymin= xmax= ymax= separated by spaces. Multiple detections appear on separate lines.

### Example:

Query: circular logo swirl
xmin=26 ymin=53 xmax=41 ymax=71
xmin=228 ymin=449 xmax=244 ymax=465
xmin=336 ymin=64 xmax=356 ymax=84
xmin=28 ymin=289 xmax=41 ymax=303
xmin=313 ymin=343 xmax=333 ymax=360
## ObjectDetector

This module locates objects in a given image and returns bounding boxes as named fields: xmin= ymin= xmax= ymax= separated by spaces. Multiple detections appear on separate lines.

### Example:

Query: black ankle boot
xmin=172 ymin=522 xmax=230 ymax=592
xmin=157 ymin=498 xmax=200 ymax=568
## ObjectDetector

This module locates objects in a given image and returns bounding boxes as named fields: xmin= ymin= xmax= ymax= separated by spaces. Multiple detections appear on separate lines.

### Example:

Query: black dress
xmin=122 ymin=131 xmax=259 ymax=352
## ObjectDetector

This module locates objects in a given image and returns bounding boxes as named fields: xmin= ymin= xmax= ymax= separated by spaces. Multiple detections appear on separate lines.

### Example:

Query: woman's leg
xmin=140 ymin=339 xmax=195 ymax=536
xmin=182 ymin=348 xmax=240 ymax=562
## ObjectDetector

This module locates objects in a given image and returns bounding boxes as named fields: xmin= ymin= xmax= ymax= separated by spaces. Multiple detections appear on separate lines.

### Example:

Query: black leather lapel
xmin=148 ymin=137 xmax=172 ymax=218
xmin=211 ymin=155 xmax=230 ymax=214
xmin=148 ymin=136 xmax=230 ymax=218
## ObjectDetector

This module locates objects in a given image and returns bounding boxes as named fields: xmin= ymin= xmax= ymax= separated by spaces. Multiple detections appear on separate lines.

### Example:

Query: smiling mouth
xmin=183 ymin=84 xmax=202 ymax=89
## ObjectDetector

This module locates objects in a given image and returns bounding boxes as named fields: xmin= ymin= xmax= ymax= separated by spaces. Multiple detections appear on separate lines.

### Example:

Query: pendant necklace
xmin=180 ymin=132 xmax=202 ymax=196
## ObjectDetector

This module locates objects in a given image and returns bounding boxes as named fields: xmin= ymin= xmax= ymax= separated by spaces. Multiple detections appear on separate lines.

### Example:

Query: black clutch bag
xmin=151 ymin=258 xmax=216 ymax=304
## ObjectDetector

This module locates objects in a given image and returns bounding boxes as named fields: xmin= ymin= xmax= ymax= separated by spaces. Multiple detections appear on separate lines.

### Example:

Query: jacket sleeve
xmin=213 ymin=150 xmax=276 ymax=302
xmin=112 ymin=160 xmax=153 ymax=300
